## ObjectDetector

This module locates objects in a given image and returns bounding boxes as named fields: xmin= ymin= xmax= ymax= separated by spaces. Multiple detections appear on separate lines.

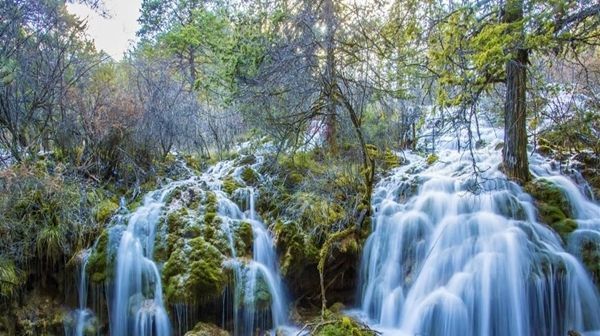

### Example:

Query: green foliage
xmin=94 ymin=199 xmax=119 ymax=224
xmin=0 ymin=257 xmax=24 ymax=299
xmin=0 ymin=164 xmax=98 ymax=267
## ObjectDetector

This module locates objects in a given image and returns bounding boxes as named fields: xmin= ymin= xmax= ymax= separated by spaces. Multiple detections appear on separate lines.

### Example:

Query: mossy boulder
xmin=234 ymin=221 xmax=254 ymax=258
xmin=536 ymin=145 xmax=553 ymax=156
xmin=203 ymin=191 xmax=218 ymax=225
xmin=581 ymin=240 xmax=600 ymax=286
xmin=524 ymin=179 xmax=576 ymax=241
xmin=285 ymin=172 xmax=304 ymax=189
xmin=239 ymin=271 xmax=272 ymax=310
xmin=162 ymin=236 xmax=227 ymax=304
xmin=86 ymin=230 xmax=114 ymax=283
xmin=92 ymin=195 xmax=119 ymax=225
xmin=222 ymin=176 xmax=242 ymax=195
xmin=240 ymin=167 xmax=259 ymax=186
xmin=313 ymin=316 xmax=376 ymax=336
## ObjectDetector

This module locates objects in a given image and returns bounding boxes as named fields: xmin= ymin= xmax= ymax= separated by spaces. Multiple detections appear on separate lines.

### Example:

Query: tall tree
xmin=503 ymin=0 xmax=529 ymax=182
xmin=428 ymin=0 xmax=600 ymax=182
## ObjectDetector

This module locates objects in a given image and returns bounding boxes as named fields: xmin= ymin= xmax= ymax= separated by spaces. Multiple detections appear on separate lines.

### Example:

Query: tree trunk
xmin=503 ymin=0 xmax=530 ymax=183
xmin=323 ymin=0 xmax=337 ymax=152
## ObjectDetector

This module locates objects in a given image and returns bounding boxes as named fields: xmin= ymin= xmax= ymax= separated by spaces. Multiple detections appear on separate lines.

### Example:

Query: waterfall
xmin=358 ymin=127 xmax=600 ymax=336
xmin=243 ymin=188 xmax=288 ymax=333
xmin=210 ymin=185 xmax=288 ymax=334
xmin=110 ymin=183 xmax=189 ymax=336
xmin=65 ymin=250 xmax=96 ymax=336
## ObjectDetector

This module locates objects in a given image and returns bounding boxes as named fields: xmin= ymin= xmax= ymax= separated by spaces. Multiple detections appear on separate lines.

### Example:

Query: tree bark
xmin=323 ymin=0 xmax=337 ymax=152
xmin=503 ymin=0 xmax=530 ymax=183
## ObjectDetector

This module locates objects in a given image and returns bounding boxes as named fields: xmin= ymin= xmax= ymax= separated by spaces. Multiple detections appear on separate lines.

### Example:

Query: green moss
xmin=235 ymin=221 xmax=254 ymax=257
xmin=222 ymin=176 xmax=242 ymax=195
xmin=241 ymin=167 xmax=259 ymax=185
xmin=167 ymin=209 xmax=189 ymax=234
xmin=382 ymin=148 xmax=402 ymax=170
xmin=86 ymin=230 xmax=114 ymax=283
xmin=182 ymin=154 xmax=202 ymax=171
xmin=285 ymin=172 xmax=304 ymax=189
xmin=94 ymin=199 xmax=119 ymax=223
xmin=274 ymin=220 xmax=319 ymax=277
xmin=163 ymin=187 xmax=183 ymax=205
xmin=203 ymin=191 xmax=219 ymax=228
xmin=426 ymin=153 xmax=439 ymax=165
xmin=278 ymin=151 xmax=325 ymax=176
xmin=314 ymin=316 xmax=375 ymax=336
xmin=246 ymin=272 xmax=272 ymax=309
xmin=162 ymin=237 xmax=227 ymax=304
xmin=536 ymin=145 xmax=553 ymax=156
xmin=294 ymin=193 xmax=346 ymax=230
xmin=525 ymin=179 xmax=576 ymax=241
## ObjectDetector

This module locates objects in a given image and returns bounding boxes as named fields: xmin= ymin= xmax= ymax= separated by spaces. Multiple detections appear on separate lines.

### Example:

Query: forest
xmin=0 ymin=0 xmax=599 ymax=335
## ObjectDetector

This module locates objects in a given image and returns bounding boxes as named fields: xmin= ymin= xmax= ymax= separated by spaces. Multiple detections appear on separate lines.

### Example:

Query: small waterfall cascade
xmin=239 ymin=188 xmax=288 ymax=334
xmin=111 ymin=181 xmax=193 ymax=336
xmin=199 ymin=158 xmax=289 ymax=335
xmin=65 ymin=250 xmax=96 ymax=336
xmin=68 ymin=154 xmax=290 ymax=335
xmin=358 ymin=127 xmax=600 ymax=336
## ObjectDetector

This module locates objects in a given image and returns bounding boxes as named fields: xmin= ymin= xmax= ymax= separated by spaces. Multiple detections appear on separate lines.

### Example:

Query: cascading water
xmin=65 ymin=250 xmax=95 ymax=336
xmin=358 ymin=127 xmax=600 ymax=336
xmin=197 ymin=158 xmax=289 ymax=335
xmin=68 ymin=154 xmax=290 ymax=335
xmin=111 ymin=183 xmax=190 ymax=336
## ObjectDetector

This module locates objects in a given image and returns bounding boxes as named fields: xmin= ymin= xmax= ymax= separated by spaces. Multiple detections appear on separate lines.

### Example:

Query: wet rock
xmin=184 ymin=322 xmax=229 ymax=336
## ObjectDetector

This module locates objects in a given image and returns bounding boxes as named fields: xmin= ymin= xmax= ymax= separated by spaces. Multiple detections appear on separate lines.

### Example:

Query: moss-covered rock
xmin=94 ymin=199 xmax=119 ymax=224
xmin=222 ymin=176 xmax=242 ymax=195
xmin=86 ymin=230 xmax=114 ymax=283
xmin=235 ymin=221 xmax=254 ymax=258
xmin=162 ymin=236 xmax=227 ymax=304
xmin=525 ymin=179 xmax=576 ymax=241
xmin=291 ymin=193 xmax=346 ymax=232
xmin=240 ymin=167 xmax=259 ymax=186
xmin=313 ymin=316 xmax=376 ymax=336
